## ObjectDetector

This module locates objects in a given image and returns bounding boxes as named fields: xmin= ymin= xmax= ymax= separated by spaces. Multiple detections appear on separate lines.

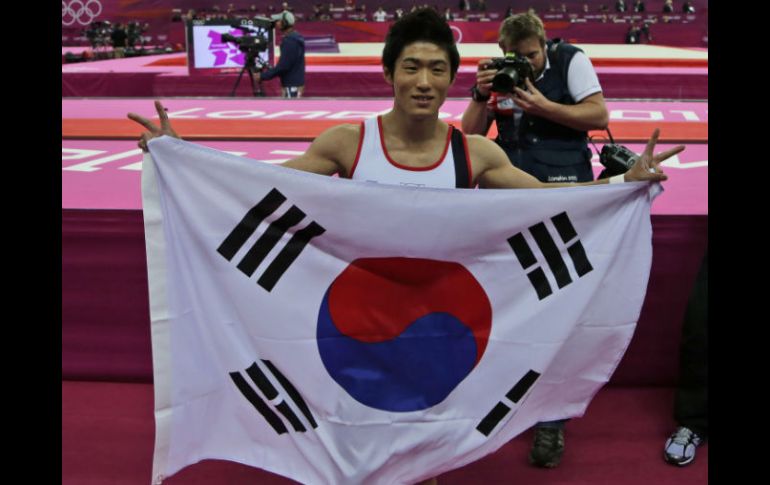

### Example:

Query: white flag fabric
xmin=142 ymin=136 xmax=659 ymax=485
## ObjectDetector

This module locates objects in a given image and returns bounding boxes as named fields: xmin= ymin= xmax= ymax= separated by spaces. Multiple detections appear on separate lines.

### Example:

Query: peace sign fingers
xmin=127 ymin=100 xmax=180 ymax=151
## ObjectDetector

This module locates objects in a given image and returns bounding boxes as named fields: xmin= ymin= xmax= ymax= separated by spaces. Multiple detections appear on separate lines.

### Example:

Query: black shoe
xmin=529 ymin=427 xmax=564 ymax=468
xmin=663 ymin=426 xmax=703 ymax=466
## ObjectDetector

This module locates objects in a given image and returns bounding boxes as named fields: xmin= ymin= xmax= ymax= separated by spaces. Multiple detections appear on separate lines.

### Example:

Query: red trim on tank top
xmin=377 ymin=115 xmax=452 ymax=172
xmin=347 ymin=121 xmax=365 ymax=179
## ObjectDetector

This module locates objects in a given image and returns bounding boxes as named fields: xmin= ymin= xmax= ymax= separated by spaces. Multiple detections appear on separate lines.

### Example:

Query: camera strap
xmin=546 ymin=39 xmax=572 ymax=85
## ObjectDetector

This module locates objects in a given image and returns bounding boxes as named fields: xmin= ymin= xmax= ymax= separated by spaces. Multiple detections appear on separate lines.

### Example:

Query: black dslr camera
xmin=594 ymin=129 xmax=640 ymax=179
xmin=488 ymin=53 xmax=535 ymax=94
xmin=599 ymin=143 xmax=638 ymax=176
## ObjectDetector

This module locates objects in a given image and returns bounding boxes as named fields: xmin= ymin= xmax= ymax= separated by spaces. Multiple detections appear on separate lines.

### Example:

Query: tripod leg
xmin=231 ymin=68 xmax=247 ymax=97
xmin=246 ymin=68 xmax=258 ymax=97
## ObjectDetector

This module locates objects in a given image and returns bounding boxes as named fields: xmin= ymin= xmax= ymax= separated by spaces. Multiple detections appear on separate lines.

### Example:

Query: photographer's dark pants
xmin=673 ymin=249 xmax=708 ymax=438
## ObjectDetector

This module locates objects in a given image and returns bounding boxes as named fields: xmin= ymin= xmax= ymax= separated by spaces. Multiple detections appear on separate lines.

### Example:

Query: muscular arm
xmin=469 ymin=135 xmax=547 ymax=189
xmin=470 ymin=129 xmax=678 ymax=188
xmin=280 ymin=123 xmax=360 ymax=177
xmin=128 ymin=101 xmax=361 ymax=176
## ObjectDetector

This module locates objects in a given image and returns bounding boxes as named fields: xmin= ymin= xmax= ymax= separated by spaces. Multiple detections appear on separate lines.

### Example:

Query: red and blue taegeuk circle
xmin=316 ymin=257 xmax=492 ymax=412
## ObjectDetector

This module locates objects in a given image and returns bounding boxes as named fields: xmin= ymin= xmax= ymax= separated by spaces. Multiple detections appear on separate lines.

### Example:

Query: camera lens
xmin=492 ymin=67 xmax=520 ymax=94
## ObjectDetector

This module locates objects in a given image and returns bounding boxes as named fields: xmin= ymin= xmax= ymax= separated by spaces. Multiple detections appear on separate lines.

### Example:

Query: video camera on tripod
xmin=221 ymin=27 xmax=269 ymax=60
xmin=221 ymin=18 xmax=274 ymax=96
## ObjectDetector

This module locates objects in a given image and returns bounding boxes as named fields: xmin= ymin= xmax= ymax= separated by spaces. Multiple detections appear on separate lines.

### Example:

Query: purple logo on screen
xmin=207 ymin=29 xmax=244 ymax=66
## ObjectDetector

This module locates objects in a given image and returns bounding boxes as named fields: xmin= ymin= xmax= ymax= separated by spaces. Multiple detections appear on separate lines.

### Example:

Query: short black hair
xmin=382 ymin=8 xmax=460 ymax=81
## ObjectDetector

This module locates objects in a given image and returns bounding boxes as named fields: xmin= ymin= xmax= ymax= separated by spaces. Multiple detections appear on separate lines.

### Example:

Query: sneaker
xmin=663 ymin=426 xmax=703 ymax=466
xmin=529 ymin=427 xmax=565 ymax=468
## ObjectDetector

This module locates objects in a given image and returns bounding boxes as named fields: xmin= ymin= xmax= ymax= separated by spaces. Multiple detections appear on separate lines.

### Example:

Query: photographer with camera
xmin=256 ymin=10 xmax=305 ymax=98
xmin=462 ymin=12 xmax=608 ymax=185
xmin=461 ymin=11 xmax=609 ymax=468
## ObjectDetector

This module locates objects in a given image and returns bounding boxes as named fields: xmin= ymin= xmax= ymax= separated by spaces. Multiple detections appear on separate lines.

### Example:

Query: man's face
xmin=384 ymin=41 xmax=454 ymax=119
xmin=500 ymin=36 xmax=546 ymax=78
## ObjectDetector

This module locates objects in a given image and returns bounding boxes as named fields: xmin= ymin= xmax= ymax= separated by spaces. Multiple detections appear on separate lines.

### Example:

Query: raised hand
xmin=624 ymin=129 xmax=685 ymax=182
xmin=127 ymin=100 xmax=180 ymax=152
xmin=475 ymin=59 xmax=496 ymax=97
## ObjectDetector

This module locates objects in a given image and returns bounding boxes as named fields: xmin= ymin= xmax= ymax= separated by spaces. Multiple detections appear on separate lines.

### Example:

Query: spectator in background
xmin=615 ymin=0 xmax=627 ymax=12
xmin=126 ymin=21 xmax=142 ymax=48
xmin=373 ymin=6 xmax=387 ymax=21
xmin=444 ymin=7 xmax=455 ymax=20
xmin=560 ymin=3 xmax=568 ymax=13
xmin=625 ymin=23 xmax=640 ymax=44
xmin=477 ymin=0 xmax=487 ymax=12
xmin=505 ymin=6 xmax=515 ymax=17
xmin=633 ymin=0 xmax=645 ymax=12
xmin=582 ymin=3 xmax=590 ymax=13
xmin=663 ymin=0 xmax=674 ymax=13
xmin=110 ymin=23 xmax=128 ymax=58
xmin=278 ymin=2 xmax=295 ymax=18
xmin=459 ymin=0 xmax=470 ymax=12
xmin=394 ymin=7 xmax=404 ymax=19
xmin=357 ymin=3 xmax=368 ymax=19
xmin=641 ymin=20 xmax=653 ymax=41
xmin=683 ymin=1 xmax=695 ymax=13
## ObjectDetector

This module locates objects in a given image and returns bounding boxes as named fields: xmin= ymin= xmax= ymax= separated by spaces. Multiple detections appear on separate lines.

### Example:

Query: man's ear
xmin=383 ymin=67 xmax=393 ymax=86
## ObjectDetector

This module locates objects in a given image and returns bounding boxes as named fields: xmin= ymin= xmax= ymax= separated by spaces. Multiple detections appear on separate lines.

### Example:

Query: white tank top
xmin=349 ymin=116 xmax=471 ymax=189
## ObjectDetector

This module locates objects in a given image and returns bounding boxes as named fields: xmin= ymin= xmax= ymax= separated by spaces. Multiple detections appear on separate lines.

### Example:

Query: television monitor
xmin=186 ymin=17 xmax=274 ymax=76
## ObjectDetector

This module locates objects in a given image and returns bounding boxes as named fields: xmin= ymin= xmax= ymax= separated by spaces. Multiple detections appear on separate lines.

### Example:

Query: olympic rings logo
xmin=62 ymin=0 xmax=103 ymax=26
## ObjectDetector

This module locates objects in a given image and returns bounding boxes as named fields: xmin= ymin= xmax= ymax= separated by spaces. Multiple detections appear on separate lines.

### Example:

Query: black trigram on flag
xmin=217 ymin=188 xmax=326 ymax=291
xmin=230 ymin=360 xmax=319 ymax=435
xmin=476 ymin=370 xmax=541 ymax=436
xmin=508 ymin=212 xmax=593 ymax=300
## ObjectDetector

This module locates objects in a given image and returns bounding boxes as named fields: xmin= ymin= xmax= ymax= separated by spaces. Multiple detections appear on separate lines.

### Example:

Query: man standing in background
xmin=257 ymin=9 xmax=305 ymax=98
xmin=461 ymin=12 xmax=610 ymax=467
